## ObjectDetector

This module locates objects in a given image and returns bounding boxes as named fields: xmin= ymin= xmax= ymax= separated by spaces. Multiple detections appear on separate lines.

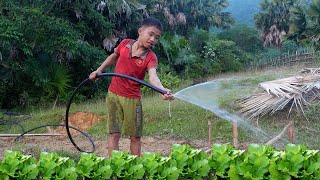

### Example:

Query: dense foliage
xmin=0 ymin=0 xmax=109 ymax=108
xmin=0 ymin=0 xmax=317 ymax=109
xmin=254 ymin=0 xmax=319 ymax=48
xmin=1 ymin=144 xmax=320 ymax=179
xmin=288 ymin=0 xmax=320 ymax=49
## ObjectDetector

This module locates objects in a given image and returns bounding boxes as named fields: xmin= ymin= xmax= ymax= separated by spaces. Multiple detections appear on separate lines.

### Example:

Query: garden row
xmin=1 ymin=144 xmax=319 ymax=179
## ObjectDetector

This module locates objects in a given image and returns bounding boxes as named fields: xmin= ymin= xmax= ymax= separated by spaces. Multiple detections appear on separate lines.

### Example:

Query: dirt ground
xmin=0 ymin=135 xmax=208 ymax=159
xmin=0 ymin=112 xmax=208 ymax=159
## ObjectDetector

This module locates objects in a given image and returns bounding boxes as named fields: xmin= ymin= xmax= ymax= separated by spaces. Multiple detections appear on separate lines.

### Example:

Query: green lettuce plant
xmin=0 ymin=150 xmax=38 ymax=180
xmin=38 ymin=152 xmax=77 ymax=180
xmin=76 ymin=152 xmax=112 ymax=179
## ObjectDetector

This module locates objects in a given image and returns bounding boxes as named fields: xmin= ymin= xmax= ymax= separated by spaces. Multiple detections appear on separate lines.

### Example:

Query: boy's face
xmin=138 ymin=26 xmax=161 ymax=49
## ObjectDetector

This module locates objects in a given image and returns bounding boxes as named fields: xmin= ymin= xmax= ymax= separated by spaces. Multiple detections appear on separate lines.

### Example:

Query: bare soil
xmin=0 ymin=136 xmax=208 ymax=159
xmin=0 ymin=112 xmax=208 ymax=159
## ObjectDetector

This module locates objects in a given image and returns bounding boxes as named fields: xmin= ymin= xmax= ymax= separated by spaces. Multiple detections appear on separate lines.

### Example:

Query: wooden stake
xmin=233 ymin=120 xmax=239 ymax=148
xmin=289 ymin=121 xmax=294 ymax=143
xmin=208 ymin=120 xmax=212 ymax=149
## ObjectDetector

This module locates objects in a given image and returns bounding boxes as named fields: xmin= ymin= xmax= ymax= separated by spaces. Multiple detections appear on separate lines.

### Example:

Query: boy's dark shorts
xmin=106 ymin=92 xmax=143 ymax=137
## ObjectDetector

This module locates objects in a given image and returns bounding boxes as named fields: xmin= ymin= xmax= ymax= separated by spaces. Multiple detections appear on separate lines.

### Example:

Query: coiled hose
xmin=12 ymin=73 xmax=166 ymax=153
xmin=65 ymin=73 xmax=167 ymax=153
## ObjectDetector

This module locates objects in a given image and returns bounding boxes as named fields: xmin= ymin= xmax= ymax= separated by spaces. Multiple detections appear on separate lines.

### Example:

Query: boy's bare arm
xmin=148 ymin=68 xmax=164 ymax=89
xmin=148 ymin=68 xmax=174 ymax=100
xmin=89 ymin=53 xmax=119 ymax=80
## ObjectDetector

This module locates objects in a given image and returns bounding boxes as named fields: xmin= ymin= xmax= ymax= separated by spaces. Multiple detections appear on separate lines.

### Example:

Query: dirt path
xmin=0 ymin=135 xmax=208 ymax=159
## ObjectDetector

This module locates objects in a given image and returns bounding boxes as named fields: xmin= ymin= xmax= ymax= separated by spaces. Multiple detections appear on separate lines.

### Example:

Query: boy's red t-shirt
xmin=108 ymin=39 xmax=158 ymax=98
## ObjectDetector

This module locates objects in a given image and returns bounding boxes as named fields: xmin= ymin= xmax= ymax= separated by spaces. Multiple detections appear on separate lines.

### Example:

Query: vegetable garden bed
xmin=1 ymin=144 xmax=319 ymax=179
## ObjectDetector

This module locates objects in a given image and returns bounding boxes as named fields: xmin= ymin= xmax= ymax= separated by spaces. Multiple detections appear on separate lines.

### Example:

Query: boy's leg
xmin=107 ymin=92 xmax=143 ymax=156
xmin=123 ymin=98 xmax=143 ymax=156
xmin=108 ymin=133 xmax=121 ymax=157
xmin=130 ymin=136 xmax=141 ymax=156
xmin=106 ymin=92 xmax=123 ymax=157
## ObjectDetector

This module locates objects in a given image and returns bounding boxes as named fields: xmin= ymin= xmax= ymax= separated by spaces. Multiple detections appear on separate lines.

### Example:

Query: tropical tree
xmin=255 ymin=0 xmax=296 ymax=48
xmin=26 ymin=59 xmax=72 ymax=108
xmin=97 ymin=0 xmax=149 ymax=51
xmin=0 ymin=0 xmax=109 ymax=108
xmin=217 ymin=24 xmax=264 ymax=53
xmin=0 ymin=0 xmax=171 ymax=108
xmin=157 ymin=32 xmax=197 ymax=75
xmin=0 ymin=1 xmax=69 ymax=107
xmin=288 ymin=0 xmax=320 ymax=49
xmin=140 ymin=0 xmax=235 ymax=35
xmin=203 ymin=39 xmax=244 ymax=72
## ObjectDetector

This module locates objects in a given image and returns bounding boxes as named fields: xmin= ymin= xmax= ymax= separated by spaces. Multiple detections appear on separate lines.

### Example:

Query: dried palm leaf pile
xmin=238 ymin=68 xmax=320 ymax=119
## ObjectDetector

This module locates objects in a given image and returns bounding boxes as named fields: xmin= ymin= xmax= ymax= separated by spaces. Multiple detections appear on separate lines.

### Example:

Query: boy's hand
xmin=89 ymin=70 xmax=102 ymax=81
xmin=160 ymin=88 xmax=174 ymax=100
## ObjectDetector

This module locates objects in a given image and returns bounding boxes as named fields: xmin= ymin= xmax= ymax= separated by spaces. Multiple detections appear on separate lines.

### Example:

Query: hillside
xmin=227 ymin=0 xmax=261 ymax=25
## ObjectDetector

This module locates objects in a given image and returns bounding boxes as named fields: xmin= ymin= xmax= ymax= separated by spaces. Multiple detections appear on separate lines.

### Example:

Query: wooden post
xmin=208 ymin=120 xmax=212 ymax=149
xmin=289 ymin=121 xmax=294 ymax=143
xmin=233 ymin=120 xmax=239 ymax=148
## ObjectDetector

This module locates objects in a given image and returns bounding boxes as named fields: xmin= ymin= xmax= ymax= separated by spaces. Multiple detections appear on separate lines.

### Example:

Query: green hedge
xmin=1 ymin=144 xmax=320 ymax=179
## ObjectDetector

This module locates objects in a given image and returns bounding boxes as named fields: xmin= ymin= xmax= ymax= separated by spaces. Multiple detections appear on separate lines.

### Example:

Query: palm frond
xmin=103 ymin=36 xmax=119 ymax=52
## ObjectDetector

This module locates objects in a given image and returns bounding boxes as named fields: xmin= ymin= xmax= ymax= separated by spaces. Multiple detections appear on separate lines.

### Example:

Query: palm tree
xmin=141 ymin=0 xmax=234 ymax=35
xmin=289 ymin=0 xmax=320 ymax=49
xmin=97 ymin=0 xmax=149 ymax=51
xmin=255 ymin=0 xmax=295 ymax=48
xmin=47 ymin=63 xmax=72 ymax=109
xmin=186 ymin=0 xmax=235 ymax=30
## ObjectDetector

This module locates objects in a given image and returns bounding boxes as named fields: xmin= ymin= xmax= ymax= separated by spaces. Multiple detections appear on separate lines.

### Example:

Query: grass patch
xmin=87 ymin=120 xmax=108 ymax=139
xmin=0 ymin=111 xmax=62 ymax=134
xmin=142 ymin=96 xmax=252 ymax=144
xmin=143 ymin=98 xmax=211 ymax=139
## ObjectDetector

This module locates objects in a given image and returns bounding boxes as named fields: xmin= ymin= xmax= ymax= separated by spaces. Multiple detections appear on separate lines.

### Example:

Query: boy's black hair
xmin=139 ymin=17 xmax=163 ymax=32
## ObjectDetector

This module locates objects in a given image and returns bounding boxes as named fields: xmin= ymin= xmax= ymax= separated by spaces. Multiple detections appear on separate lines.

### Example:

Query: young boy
xmin=89 ymin=18 xmax=173 ymax=157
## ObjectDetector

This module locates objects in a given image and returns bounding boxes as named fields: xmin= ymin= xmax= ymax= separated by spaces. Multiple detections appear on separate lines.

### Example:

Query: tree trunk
xmin=52 ymin=96 xmax=58 ymax=109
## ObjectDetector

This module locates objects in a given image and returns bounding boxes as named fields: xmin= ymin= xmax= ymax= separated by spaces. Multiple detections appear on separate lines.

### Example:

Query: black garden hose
xmin=1 ymin=120 xmax=25 ymax=134
xmin=1 ymin=115 xmax=95 ymax=153
xmin=65 ymin=73 xmax=167 ymax=153
xmin=14 ymin=124 xmax=95 ymax=149
xmin=0 ymin=112 xmax=32 ymax=134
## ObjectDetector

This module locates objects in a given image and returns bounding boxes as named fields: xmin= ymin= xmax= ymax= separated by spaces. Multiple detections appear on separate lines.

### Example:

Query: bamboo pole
xmin=0 ymin=134 xmax=63 ymax=137
xmin=266 ymin=121 xmax=293 ymax=145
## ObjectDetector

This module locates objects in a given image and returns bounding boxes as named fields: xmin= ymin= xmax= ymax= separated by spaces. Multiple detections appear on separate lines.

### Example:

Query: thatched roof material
xmin=238 ymin=68 xmax=320 ymax=119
